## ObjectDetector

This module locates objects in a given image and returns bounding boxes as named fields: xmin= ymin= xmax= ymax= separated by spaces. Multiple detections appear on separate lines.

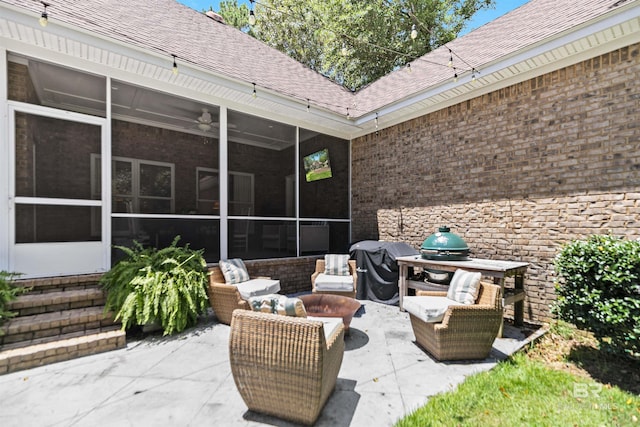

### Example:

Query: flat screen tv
xmin=303 ymin=148 xmax=332 ymax=182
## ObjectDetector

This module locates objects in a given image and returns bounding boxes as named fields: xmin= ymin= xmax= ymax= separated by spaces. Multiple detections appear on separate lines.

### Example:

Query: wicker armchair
xmin=407 ymin=282 xmax=503 ymax=361
xmin=229 ymin=309 xmax=345 ymax=425
xmin=206 ymin=266 xmax=279 ymax=325
xmin=311 ymin=259 xmax=358 ymax=299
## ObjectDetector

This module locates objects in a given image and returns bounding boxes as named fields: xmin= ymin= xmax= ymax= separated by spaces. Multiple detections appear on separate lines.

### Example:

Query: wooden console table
xmin=396 ymin=255 xmax=529 ymax=327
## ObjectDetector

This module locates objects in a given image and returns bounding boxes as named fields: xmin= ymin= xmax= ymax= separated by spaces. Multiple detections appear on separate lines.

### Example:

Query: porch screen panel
xmin=16 ymin=205 xmax=100 ymax=243
xmin=299 ymin=129 xmax=349 ymax=219
xmin=14 ymin=113 xmax=102 ymax=244
xmin=15 ymin=113 xmax=101 ymax=200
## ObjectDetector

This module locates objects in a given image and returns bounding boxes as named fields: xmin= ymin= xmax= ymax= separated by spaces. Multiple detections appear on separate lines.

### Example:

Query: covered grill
xmin=420 ymin=226 xmax=470 ymax=284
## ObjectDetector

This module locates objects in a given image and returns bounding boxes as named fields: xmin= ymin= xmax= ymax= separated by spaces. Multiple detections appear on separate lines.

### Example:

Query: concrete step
xmin=0 ymin=329 xmax=126 ymax=375
xmin=0 ymin=306 xmax=119 ymax=349
xmin=7 ymin=288 xmax=106 ymax=316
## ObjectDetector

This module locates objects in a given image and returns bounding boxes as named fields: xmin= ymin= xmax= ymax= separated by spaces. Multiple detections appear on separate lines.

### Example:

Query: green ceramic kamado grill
xmin=420 ymin=226 xmax=470 ymax=284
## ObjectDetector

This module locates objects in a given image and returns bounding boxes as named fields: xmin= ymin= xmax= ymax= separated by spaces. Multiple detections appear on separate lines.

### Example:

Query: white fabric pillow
xmin=324 ymin=254 xmax=350 ymax=276
xmin=219 ymin=258 xmax=250 ymax=284
xmin=403 ymin=296 xmax=464 ymax=323
xmin=447 ymin=269 xmax=482 ymax=305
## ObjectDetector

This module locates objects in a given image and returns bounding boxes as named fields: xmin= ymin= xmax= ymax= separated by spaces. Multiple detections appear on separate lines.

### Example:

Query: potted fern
xmin=101 ymin=237 xmax=210 ymax=335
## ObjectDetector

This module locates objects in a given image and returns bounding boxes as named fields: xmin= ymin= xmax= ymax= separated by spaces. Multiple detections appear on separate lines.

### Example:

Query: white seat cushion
xmin=307 ymin=316 xmax=343 ymax=339
xmin=403 ymin=296 xmax=464 ymax=323
xmin=314 ymin=273 xmax=354 ymax=292
xmin=236 ymin=278 xmax=281 ymax=300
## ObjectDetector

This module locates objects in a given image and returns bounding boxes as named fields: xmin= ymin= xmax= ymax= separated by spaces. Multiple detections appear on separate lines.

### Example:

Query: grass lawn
xmin=396 ymin=322 xmax=640 ymax=427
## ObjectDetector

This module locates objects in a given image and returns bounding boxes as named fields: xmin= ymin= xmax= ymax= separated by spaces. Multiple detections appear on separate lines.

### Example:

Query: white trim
xmin=103 ymin=76 xmax=112 ymax=269
xmin=14 ymin=197 xmax=101 ymax=206
xmin=219 ymin=106 xmax=228 ymax=260
xmin=0 ymin=47 xmax=8 ymax=271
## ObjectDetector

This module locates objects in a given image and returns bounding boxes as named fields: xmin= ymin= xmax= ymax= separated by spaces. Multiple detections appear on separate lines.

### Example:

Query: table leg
xmin=514 ymin=274 xmax=524 ymax=327
xmin=493 ymin=277 xmax=505 ymax=337
xmin=398 ymin=263 xmax=408 ymax=311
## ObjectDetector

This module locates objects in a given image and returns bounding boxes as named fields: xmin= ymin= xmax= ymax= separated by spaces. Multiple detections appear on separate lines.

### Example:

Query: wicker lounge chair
xmin=206 ymin=266 xmax=279 ymax=325
xmin=405 ymin=281 xmax=503 ymax=361
xmin=229 ymin=309 xmax=345 ymax=425
xmin=311 ymin=258 xmax=358 ymax=299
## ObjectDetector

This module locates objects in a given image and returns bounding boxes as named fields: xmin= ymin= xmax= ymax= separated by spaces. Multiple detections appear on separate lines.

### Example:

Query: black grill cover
xmin=349 ymin=241 xmax=419 ymax=305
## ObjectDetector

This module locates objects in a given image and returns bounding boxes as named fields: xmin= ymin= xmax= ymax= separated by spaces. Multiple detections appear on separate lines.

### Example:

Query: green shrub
xmin=553 ymin=234 xmax=640 ymax=358
xmin=0 ymin=271 xmax=27 ymax=334
xmin=101 ymin=237 xmax=210 ymax=335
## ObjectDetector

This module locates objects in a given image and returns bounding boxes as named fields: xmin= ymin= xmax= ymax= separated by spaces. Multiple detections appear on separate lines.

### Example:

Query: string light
xmin=306 ymin=99 xmax=310 ymax=112
xmin=453 ymin=72 xmax=458 ymax=82
xmin=447 ymin=49 xmax=453 ymax=68
xmin=346 ymin=107 xmax=350 ymax=119
xmin=410 ymin=24 xmax=418 ymax=40
xmin=471 ymin=68 xmax=477 ymax=81
xmin=171 ymin=54 xmax=178 ymax=75
xmin=406 ymin=63 xmax=412 ymax=73
xmin=375 ymin=112 xmax=379 ymax=136
xmin=252 ymin=83 xmax=257 ymax=98
xmin=249 ymin=1 xmax=256 ymax=26
xmin=39 ymin=2 xmax=49 ymax=27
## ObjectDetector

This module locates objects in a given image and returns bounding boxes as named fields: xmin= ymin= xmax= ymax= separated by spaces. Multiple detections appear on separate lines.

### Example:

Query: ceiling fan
xmin=196 ymin=108 xmax=213 ymax=132
xmin=194 ymin=108 xmax=237 ymax=132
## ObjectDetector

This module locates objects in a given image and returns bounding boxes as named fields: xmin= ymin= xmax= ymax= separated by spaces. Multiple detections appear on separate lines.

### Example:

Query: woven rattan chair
xmin=206 ymin=266 xmax=248 ymax=325
xmin=407 ymin=281 xmax=503 ymax=361
xmin=311 ymin=259 xmax=358 ymax=299
xmin=206 ymin=266 xmax=280 ymax=325
xmin=229 ymin=309 xmax=345 ymax=425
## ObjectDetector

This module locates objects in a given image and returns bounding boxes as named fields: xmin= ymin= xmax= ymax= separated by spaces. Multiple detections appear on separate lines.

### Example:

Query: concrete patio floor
xmin=0 ymin=299 xmax=543 ymax=427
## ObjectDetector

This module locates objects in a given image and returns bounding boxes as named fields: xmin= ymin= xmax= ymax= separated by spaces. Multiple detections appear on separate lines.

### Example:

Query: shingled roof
xmin=1 ymin=0 xmax=638 ymax=130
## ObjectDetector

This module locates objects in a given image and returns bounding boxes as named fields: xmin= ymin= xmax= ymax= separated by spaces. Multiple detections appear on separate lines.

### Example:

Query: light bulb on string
xmin=249 ymin=0 xmax=256 ymax=25
xmin=39 ymin=2 xmax=49 ymax=27
xmin=171 ymin=55 xmax=178 ymax=76
xmin=375 ymin=112 xmax=379 ymax=136
xmin=448 ymin=49 xmax=453 ymax=68
xmin=471 ymin=68 xmax=477 ymax=82
xmin=341 ymin=44 xmax=349 ymax=57
xmin=306 ymin=99 xmax=310 ymax=112
xmin=252 ymin=83 xmax=257 ymax=98
xmin=406 ymin=63 xmax=412 ymax=73
xmin=410 ymin=24 xmax=418 ymax=40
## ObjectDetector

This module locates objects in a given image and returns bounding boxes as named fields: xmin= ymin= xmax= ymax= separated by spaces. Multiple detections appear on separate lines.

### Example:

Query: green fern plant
xmin=0 ymin=271 xmax=27 ymax=334
xmin=101 ymin=237 xmax=210 ymax=335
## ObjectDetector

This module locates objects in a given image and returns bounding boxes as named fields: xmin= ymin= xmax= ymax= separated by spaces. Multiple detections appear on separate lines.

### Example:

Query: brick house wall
xmin=351 ymin=43 xmax=640 ymax=323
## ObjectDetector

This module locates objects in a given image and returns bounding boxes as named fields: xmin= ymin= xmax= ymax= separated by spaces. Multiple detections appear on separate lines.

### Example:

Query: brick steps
xmin=1 ymin=306 xmax=119 ymax=348
xmin=0 ymin=274 xmax=126 ymax=375
xmin=0 ymin=330 xmax=126 ymax=375
xmin=7 ymin=288 xmax=106 ymax=316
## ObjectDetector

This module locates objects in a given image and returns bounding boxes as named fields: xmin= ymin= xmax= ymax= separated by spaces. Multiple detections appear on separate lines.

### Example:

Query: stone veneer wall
xmin=351 ymin=43 xmax=640 ymax=323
